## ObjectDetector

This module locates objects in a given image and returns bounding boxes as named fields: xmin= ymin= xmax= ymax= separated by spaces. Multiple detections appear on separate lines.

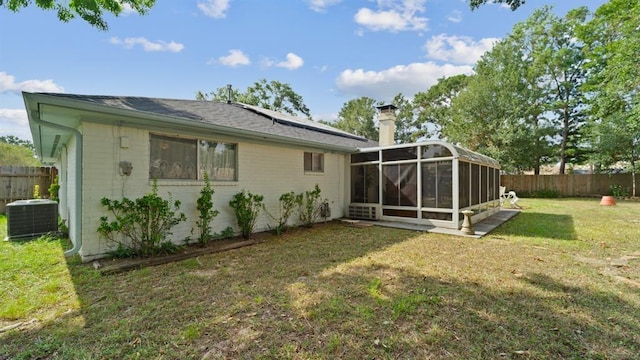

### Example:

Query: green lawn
xmin=1 ymin=198 xmax=639 ymax=359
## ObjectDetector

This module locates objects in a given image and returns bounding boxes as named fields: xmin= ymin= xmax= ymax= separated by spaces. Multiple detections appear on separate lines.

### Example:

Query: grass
xmin=1 ymin=198 xmax=639 ymax=359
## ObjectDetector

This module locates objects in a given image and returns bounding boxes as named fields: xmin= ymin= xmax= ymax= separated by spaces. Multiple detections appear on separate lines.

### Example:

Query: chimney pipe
xmin=377 ymin=104 xmax=397 ymax=146
xmin=226 ymin=84 xmax=232 ymax=104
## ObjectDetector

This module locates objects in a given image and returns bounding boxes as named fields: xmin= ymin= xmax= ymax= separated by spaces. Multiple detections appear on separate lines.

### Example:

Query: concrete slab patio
xmin=348 ymin=208 xmax=521 ymax=238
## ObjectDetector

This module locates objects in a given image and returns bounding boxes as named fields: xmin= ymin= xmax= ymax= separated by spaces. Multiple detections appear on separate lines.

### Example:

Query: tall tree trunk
xmin=632 ymin=158 xmax=637 ymax=197
xmin=559 ymin=105 xmax=570 ymax=174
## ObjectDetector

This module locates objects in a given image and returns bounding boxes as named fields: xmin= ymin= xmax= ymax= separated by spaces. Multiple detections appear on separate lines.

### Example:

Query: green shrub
xmin=296 ymin=184 xmax=324 ymax=227
xmin=98 ymin=182 xmax=187 ymax=257
xmin=48 ymin=175 xmax=60 ymax=202
xmin=215 ymin=226 xmax=235 ymax=240
xmin=268 ymin=191 xmax=298 ymax=235
xmin=195 ymin=173 xmax=219 ymax=246
xmin=610 ymin=184 xmax=630 ymax=197
xmin=229 ymin=190 xmax=264 ymax=239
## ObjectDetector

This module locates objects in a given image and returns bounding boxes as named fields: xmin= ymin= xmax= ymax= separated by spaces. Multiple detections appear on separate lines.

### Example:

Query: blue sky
xmin=1 ymin=0 xmax=607 ymax=142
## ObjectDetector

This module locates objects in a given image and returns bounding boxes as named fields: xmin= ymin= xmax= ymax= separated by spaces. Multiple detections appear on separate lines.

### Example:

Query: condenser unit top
xmin=7 ymin=199 xmax=58 ymax=207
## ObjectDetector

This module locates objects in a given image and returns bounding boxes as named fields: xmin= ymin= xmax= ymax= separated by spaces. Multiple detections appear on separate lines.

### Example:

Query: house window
xmin=304 ymin=152 xmax=324 ymax=173
xmin=199 ymin=140 xmax=237 ymax=181
xmin=149 ymin=134 xmax=237 ymax=181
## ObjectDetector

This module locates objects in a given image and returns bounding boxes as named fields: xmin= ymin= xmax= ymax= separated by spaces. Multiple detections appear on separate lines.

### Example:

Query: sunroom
xmin=348 ymin=140 xmax=501 ymax=230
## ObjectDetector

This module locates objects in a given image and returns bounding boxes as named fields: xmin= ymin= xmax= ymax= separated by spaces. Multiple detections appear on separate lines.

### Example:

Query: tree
xmin=441 ymin=6 xmax=592 ymax=174
xmin=531 ymin=6 xmax=590 ymax=174
xmin=469 ymin=0 xmax=525 ymax=11
xmin=0 ymin=135 xmax=35 ymax=152
xmin=445 ymin=30 xmax=554 ymax=174
xmin=0 ymin=0 xmax=155 ymax=31
xmin=588 ymin=108 xmax=639 ymax=184
xmin=391 ymin=94 xmax=416 ymax=144
xmin=413 ymin=74 xmax=470 ymax=141
xmin=198 ymin=79 xmax=312 ymax=119
xmin=0 ymin=141 xmax=40 ymax=166
xmin=579 ymin=0 xmax=640 ymax=196
xmin=331 ymin=97 xmax=380 ymax=141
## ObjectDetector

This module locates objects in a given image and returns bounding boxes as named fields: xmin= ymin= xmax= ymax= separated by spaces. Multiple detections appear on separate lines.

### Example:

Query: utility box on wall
xmin=6 ymin=199 xmax=58 ymax=240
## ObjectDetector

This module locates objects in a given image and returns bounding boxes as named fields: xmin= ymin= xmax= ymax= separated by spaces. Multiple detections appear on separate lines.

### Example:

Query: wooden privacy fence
xmin=0 ymin=166 xmax=58 ymax=213
xmin=501 ymin=174 xmax=634 ymax=197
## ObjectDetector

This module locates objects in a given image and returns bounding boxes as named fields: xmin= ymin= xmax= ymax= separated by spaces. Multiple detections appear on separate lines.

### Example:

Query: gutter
xmin=31 ymin=106 xmax=83 ymax=257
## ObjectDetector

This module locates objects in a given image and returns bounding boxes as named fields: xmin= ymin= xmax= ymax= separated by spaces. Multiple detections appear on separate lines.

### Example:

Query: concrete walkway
xmin=353 ymin=208 xmax=521 ymax=238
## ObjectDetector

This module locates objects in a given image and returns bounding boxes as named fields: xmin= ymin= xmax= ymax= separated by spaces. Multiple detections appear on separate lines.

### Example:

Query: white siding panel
xmin=77 ymin=123 xmax=348 ymax=261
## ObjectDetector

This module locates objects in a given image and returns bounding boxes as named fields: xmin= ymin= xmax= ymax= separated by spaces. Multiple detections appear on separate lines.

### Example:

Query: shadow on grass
xmin=1 ymin=222 xmax=638 ymax=359
xmin=493 ymin=212 xmax=577 ymax=240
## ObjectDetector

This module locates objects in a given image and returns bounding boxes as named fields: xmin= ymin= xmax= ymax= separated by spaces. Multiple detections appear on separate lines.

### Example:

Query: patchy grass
xmin=1 ymin=199 xmax=639 ymax=359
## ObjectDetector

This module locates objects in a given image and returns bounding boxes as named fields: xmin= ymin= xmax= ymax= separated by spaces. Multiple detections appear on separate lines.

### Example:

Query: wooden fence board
xmin=501 ymin=174 xmax=633 ymax=197
xmin=0 ymin=166 xmax=58 ymax=213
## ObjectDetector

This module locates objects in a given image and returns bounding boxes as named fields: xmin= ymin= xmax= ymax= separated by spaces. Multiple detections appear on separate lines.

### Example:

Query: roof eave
xmin=22 ymin=92 xmax=360 ymax=155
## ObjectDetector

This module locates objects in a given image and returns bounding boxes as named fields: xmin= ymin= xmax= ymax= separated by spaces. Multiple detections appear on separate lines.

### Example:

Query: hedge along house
xmin=348 ymin=105 xmax=502 ymax=229
xmin=23 ymin=92 xmax=501 ymax=262
xmin=23 ymin=92 xmax=377 ymax=262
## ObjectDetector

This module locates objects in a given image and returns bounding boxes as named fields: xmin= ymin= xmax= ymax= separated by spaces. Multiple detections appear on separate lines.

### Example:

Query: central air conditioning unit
xmin=6 ymin=199 xmax=59 ymax=240
xmin=348 ymin=204 xmax=380 ymax=221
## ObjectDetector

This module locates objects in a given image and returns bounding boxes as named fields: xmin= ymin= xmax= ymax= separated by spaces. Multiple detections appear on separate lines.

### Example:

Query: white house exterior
xmin=23 ymin=92 xmax=377 ymax=262
xmin=23 ymin=92 xmax=501 ymax=262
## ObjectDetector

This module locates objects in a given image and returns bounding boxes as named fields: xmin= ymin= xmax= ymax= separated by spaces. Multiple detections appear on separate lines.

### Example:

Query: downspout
xmin=32 ymin=106 xmax=83 ymax=257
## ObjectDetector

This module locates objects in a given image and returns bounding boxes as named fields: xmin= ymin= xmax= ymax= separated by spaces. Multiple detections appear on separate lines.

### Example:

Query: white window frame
xmin=149 ymin=134 xmax=237 ymax=181
xmin=304 ymin=152 xmax=324 ymax=173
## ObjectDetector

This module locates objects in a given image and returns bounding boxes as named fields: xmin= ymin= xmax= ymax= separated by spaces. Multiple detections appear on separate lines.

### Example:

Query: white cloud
xmin=447 ymin=10 xmax=462 ymax=23
xmin=312 ymin=111 xmax=339 ymax=123
xmin=0 ymin=108 xmax=31 ymax=140
xmin=261 ymin=53 xmax=304 ymax=70
xmin=0 ymin=72 xmax=64 ymax=94
xmin=276 ymin=53 xmax=304 ymax=70
xmin=354 ymin=0 xmax=428 ymax=32
xmin=423 ymin=34 xmax=499 ymax=65
xmin=198 ymin=0 xmax=231 ymax=18
xmin=0 ymin=109 xmax=28 ymax=127
xmin=120 ymin=3 xmax=136 ymax=15
xmin=335 ymin=61 xmax=473 ymax=101
xmin=260 ymin=57 xmax=275 ymax=68
xmin=110 ymin=37 xmax=184 ymax=52
xmin=307 ymin=0 xmax=341 ymax=12
xmin=217 ymin=49 xmax=250 ymax=67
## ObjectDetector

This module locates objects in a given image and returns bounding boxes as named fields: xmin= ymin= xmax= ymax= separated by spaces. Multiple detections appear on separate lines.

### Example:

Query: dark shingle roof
xmin=38 ymin=93 xmax=378 ymax=151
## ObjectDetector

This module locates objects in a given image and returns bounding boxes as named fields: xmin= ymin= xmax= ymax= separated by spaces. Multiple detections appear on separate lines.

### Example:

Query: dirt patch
xmin=95 ymin=237 xmax=258 ymax=275
xmin=575 ymin=252 xmax=640 ymax=288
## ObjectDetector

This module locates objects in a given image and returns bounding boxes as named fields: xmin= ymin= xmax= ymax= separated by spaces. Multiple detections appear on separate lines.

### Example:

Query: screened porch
xmin=348 ymin=140 xmax=501 ymax=229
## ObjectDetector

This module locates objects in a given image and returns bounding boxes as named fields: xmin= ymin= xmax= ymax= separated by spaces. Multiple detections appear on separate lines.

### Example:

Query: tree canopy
xmin=197 ymin=79 xmax=312 ymax=119
xmin=578 ymin=0 xmax=640 ymax=195
xmin=331 ymin=97 xmax=381 ymax=141
xmin=0 ymin=0 xmax=155 ymax=30
xmin=0 ymin=137 xmax=39 ymax=166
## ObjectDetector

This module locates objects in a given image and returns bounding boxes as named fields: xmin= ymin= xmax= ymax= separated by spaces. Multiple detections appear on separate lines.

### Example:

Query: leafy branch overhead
xmin=0 ymin=0 xmax=156 ymax=30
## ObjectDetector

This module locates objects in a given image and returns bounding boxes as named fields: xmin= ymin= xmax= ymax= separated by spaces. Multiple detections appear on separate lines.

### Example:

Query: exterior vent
xmin=6 ymin=199 xmax=58 ymax=240
xmin=348 ymin=205 xmax=380 ymax=220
